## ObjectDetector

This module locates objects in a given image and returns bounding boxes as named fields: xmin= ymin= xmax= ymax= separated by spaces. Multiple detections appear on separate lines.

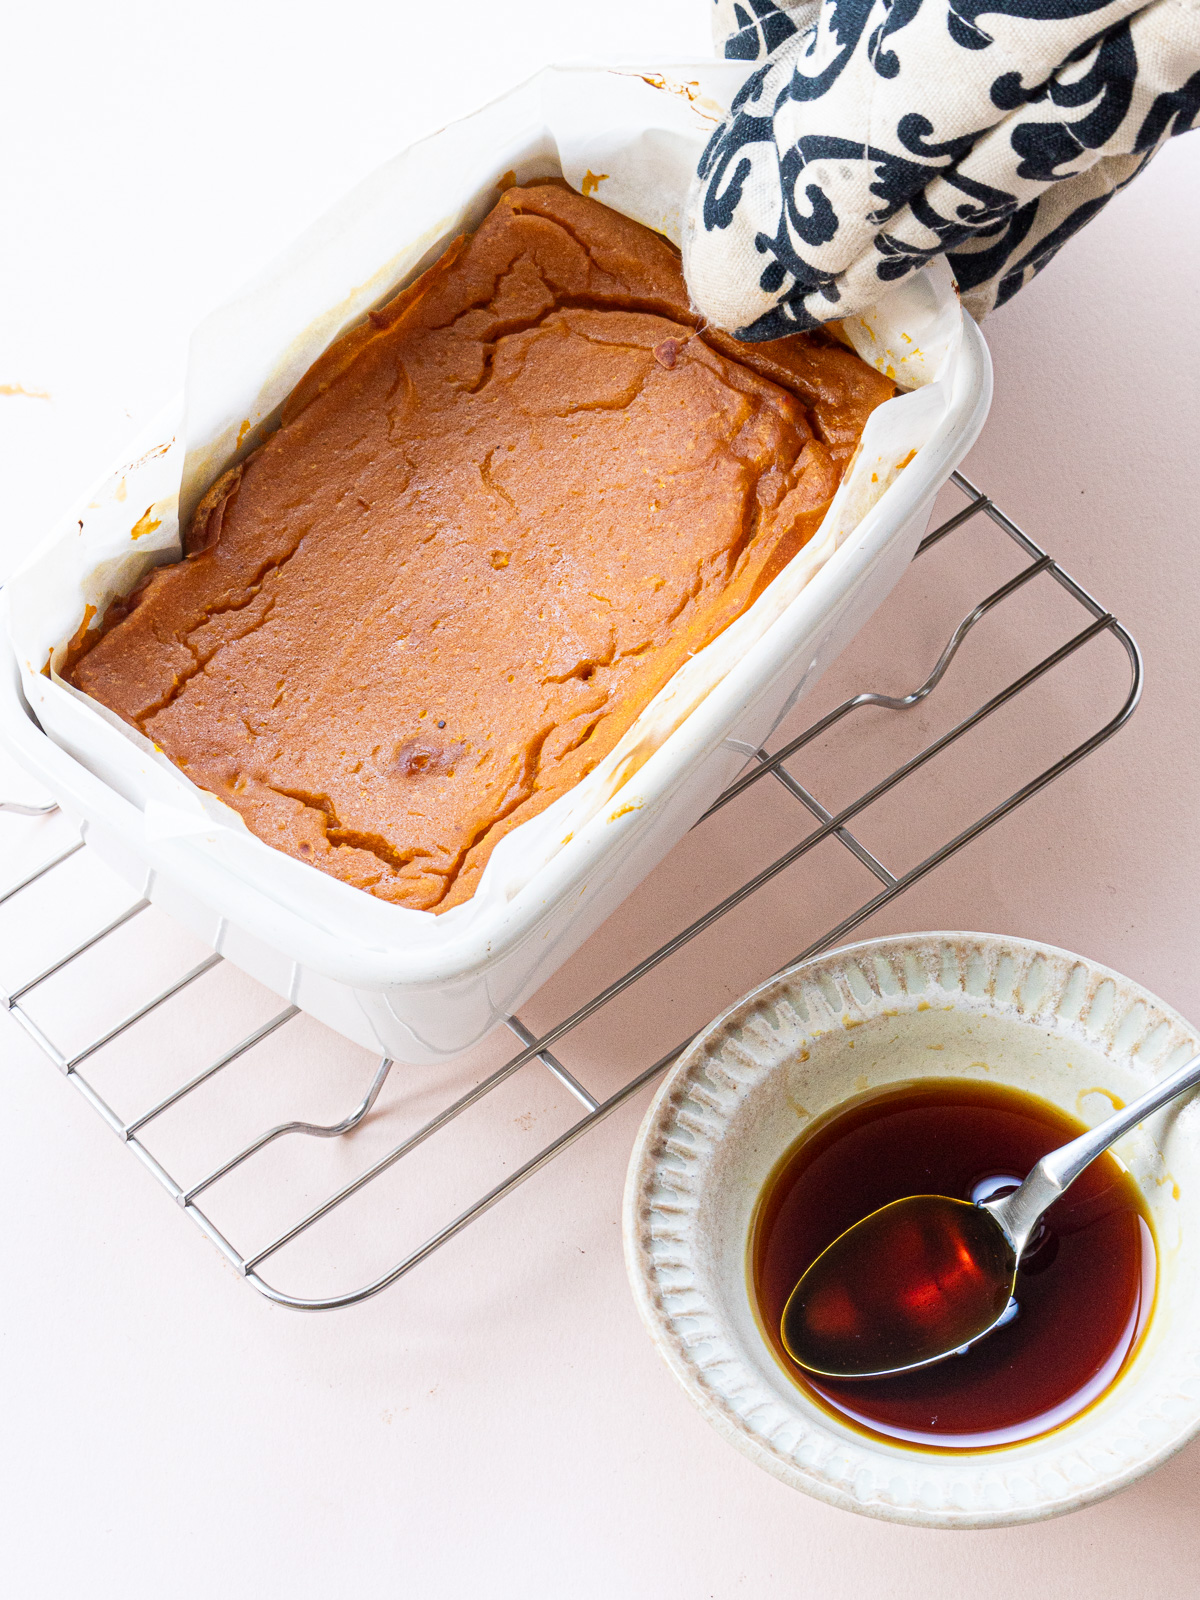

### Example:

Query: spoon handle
xmin=990 ymin=1047 xmax=1200 ymax=1253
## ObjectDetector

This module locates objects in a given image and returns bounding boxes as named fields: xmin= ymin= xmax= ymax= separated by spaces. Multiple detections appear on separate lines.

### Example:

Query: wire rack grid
xmin=0 ymin=471 xmax=1141 ymax=1309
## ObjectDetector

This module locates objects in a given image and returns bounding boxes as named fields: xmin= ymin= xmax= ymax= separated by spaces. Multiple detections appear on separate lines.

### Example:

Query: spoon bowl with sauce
xmin=780 ymin=1046 xmax=1200 ymax=1381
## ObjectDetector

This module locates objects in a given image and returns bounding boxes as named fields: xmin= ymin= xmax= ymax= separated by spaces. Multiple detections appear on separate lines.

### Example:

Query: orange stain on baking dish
xmin=237 ymin=419 xmax=253 ymax=447
xmin=635 ymin=73 xmax=721 ymax=118
xmin=131 ymin=504 xmax=163 ymax=540
xmin=0 ymin=382 xmax=50 ymax=399
xmin=128 ymin=439 xmax=174 ymax=470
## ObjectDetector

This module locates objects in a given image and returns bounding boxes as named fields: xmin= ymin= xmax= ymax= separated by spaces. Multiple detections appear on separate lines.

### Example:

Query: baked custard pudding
xmin=69 ymin=183 xmax=894 ymax=911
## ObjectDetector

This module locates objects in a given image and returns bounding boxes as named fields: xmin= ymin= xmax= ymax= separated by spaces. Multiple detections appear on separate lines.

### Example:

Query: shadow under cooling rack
xmin=0 ymin=473 xmax=1141 ymax=1309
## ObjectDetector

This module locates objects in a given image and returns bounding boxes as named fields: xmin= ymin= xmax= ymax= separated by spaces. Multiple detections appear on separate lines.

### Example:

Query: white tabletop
xmin=3 ymin=3 xmax=1200 ymax=1594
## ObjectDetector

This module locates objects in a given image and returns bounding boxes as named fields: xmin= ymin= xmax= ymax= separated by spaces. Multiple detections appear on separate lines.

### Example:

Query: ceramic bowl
xmin=623 ymin=932 xmax=1200 ymax=1527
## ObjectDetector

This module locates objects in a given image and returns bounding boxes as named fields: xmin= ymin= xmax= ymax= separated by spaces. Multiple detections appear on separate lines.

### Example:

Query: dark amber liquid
xmin=752 ymin=1080 xmax=1156 ymax=1450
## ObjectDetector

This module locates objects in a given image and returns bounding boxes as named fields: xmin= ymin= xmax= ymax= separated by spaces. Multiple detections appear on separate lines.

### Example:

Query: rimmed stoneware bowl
xmin=623 ymin=932 xmax=1200 ymax=1528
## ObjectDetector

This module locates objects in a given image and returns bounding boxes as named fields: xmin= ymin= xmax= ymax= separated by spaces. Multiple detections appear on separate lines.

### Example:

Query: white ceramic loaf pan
xmin=0 ymin=65 xmax=992 ymax=1064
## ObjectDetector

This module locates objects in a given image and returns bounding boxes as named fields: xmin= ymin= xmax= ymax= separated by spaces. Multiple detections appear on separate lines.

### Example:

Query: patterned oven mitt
xmin=684 ymin=0 xmax=1200 ymax=335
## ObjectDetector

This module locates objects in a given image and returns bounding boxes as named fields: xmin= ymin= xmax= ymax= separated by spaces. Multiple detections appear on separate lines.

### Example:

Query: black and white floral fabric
xmin=683 ymin=0 xmax=1199 ymax=334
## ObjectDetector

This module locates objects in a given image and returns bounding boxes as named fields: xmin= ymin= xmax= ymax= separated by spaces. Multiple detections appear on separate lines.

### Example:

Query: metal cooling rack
xmin=0 ymin=471 xmax=1141 ymax=1309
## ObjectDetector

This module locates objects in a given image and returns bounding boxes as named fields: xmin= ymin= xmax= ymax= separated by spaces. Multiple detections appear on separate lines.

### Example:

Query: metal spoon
xmin=781 ymin=1047 xmax=1200 ymax=1381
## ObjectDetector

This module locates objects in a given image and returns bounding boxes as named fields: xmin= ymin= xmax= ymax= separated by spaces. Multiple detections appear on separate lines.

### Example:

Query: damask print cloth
xmin=683 ymin=0 xmax=1200 ymax=334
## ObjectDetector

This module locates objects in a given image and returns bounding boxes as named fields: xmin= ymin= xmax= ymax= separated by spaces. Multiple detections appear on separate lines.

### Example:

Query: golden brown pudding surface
xmin=69 ymin=183 xmax=894 ymax=911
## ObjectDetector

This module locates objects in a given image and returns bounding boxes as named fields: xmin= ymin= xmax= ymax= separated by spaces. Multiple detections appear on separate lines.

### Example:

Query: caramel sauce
xmin=780 ymin=1193 xmax=1017 ymax=1378
xmin=752 ymin=1079 xmax=1156 ymax=1450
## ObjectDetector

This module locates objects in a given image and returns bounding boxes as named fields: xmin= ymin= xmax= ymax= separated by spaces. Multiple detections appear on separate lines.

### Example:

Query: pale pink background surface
xmin=2 ymin=3 xmax=1198 ymax=1595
